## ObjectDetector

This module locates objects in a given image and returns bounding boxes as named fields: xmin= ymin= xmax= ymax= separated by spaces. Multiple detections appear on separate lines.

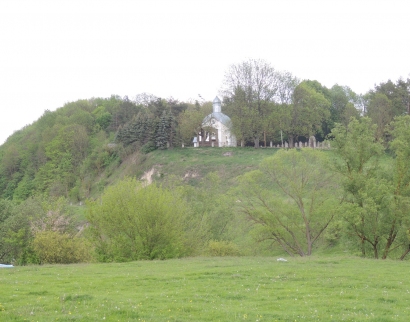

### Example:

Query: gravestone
xmin=308 ymin=136 xmax=316 ymax=148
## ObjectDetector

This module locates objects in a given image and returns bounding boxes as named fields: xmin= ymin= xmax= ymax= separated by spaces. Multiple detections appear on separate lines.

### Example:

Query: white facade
xmin=200 ymin=96 xmax=237 ymax=147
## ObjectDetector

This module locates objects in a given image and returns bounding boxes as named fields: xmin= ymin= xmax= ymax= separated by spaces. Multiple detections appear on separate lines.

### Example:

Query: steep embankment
xmin=121 ymin=147 xmax=280 ymax=189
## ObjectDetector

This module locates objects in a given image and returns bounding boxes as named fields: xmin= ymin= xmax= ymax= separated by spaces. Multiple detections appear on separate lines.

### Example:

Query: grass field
xmin=1 ymin=256 xmax=409 ymax=321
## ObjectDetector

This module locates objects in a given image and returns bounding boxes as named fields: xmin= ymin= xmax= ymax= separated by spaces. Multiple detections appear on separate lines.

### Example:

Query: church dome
xmin=202 ymin=96 xmax=232 ymax=127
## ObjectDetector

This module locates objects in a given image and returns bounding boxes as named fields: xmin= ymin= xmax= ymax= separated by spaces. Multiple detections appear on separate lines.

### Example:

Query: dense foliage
xmin=86 ymin=178 xmax=190 ymax=261
xmin=0 ymin=59 xmax=409 ymax=264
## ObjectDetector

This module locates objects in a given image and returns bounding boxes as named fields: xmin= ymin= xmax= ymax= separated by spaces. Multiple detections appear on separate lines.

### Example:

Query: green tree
xmin=366 ymin=92 xmax=394 ymax=142
xmin=86 ymin=178 xmax=190 ymax=261
xmin=156 ymin=110 xmax=176 ymax=149
xmin=330 ymin=117 xmax=403 ymax=258
xmin=388 ymin=115 xmax=410 ymax=259
xmin=275 ymin=70 xmax=300 ymax=105
xmin=95 ymin=111 xmax=112 ymax=131
xmin=328 ymin=85 xmax=360 ymax=128
xmin=222 ymin=87 xmax=253 ymax=147
xmin=0 ymin=198 xmax=40 ymax=264
xmin=281 ymin=82 xmax=330 ymax=147
xmin=116 ymin=111 xmax=157 ymax=148
xmin=178 ymin=102 xmax=212 ymax=146
xmin=372 ymin=78 xmax=410 ymax=116
xmin=222 ymin=59 xmax=278 ymax=148
xmin=237 ymin=149 xmax=339 ymax=256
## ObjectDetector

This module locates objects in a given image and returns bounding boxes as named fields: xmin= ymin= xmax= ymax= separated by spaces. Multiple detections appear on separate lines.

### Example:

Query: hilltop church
xmin=193 ymin=96 xmax=237 ymax=147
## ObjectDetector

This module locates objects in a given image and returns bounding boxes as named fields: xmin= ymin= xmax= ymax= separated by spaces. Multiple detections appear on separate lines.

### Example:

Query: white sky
xmin=1 ymin=0 xmax=409 ymax=144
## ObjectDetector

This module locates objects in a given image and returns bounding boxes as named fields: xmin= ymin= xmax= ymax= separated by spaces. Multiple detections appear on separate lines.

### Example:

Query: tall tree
xmin=388 ymin=115 xmax=410 ymax=259
xmin=237 ymin=149 xmax=339 ymax=256
xmin=274 ymin=70 xmax=300 ymax=105
xmin=329 ymin=117 xmax=405 ymax=258
xmin=156 ymin=110 xmax=176 ymax=149
xmin=223 ymin=87 xmax=254 ymax=147
xmin=222 ymin=59 xmax=278 ymax=148
xmin=328 ymin=84 xmax=360 ymax=128
xmin=373 ymin=78 xmax=410 ymax=116
xmin=366 ymin=93 xmax=394 ymax=141
xmin=364 ymin=78 xmax=410 ymax=141
xmin=177 ymin=102 xmax=211 ymax=146
xmin=281 ymin=81 xmax=330 ymax=147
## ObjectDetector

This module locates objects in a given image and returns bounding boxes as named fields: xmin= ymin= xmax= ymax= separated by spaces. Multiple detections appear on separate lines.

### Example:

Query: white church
xmin=193 ymin=96 xmax=237 ymax=147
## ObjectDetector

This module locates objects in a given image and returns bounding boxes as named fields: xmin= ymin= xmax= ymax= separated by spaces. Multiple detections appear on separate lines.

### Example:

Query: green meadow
xmin=1 ymin=256 xmax=409 ymax=321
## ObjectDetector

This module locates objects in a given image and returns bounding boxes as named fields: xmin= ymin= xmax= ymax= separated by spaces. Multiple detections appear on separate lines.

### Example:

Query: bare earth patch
xmin=183 ymin=170 xmax=199 ymax=180
xmin=141 ymin=165 xmax=162 ymax=185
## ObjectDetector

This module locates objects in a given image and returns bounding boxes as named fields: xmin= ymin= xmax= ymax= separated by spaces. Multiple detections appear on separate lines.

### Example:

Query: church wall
xmin=199 ymin=96 xmax=237 ymax=147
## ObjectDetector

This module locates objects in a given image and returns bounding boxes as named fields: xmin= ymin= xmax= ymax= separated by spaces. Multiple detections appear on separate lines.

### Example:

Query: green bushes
xmin=33 ymin=231 xmax=91 ymax=264
xmin=207 ymin=240 xmax=240 ymax=256
xmin=86 ymin=178 xmax=191 ymax=261
xmin=0 ymin=196 xmax=91 ymax=265
xmin=140 ymin=141 xmax=157 ymax=154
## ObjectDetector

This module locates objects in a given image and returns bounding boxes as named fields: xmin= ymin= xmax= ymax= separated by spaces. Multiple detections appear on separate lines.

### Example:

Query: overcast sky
xmin=1 ymin=0 xmax=409 ymax=144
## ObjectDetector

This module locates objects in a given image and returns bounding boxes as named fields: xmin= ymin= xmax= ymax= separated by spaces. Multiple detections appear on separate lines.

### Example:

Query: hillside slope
xmin=0 ymin=96 xmax=192 ymax=201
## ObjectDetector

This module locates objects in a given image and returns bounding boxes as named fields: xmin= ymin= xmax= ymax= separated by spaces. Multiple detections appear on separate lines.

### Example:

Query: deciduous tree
xmin=222 ymin=59 xmax=278 ymax=147
xmin=237 ymin=149 xmax=339 ymax=256
xmin=330 ymin=117 xmax=402 ymax=258
xmin=281 ymin=82 xmax=330 ymax=147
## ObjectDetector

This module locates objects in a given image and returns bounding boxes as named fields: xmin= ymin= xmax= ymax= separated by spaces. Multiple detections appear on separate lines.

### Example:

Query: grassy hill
xmin=2 ymin=97 xmax=409 ymax=265
xmin=0 ymin=96 xmax=285 ymax=202
xmin=118 ymin=147 xmax=281 ymax=187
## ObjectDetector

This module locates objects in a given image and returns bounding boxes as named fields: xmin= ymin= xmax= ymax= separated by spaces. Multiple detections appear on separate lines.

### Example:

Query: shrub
xmin=207 ymin=240 xmax=240 ymax=256
xmin=140 ymin=141 xmax=157 ymax=154
xmin=86 ymin=178 xmax=190 ymax=261
xmin=33 ymin=231 xmax=91 ymax=264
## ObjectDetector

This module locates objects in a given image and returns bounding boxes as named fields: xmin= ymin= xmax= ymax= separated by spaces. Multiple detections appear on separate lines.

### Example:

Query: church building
xmin=194 ymin=96 xmax=237 ymax=147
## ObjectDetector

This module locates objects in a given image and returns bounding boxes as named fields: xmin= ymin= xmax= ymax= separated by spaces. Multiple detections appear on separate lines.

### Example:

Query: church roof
xmin=203 ymin=112 xmax=232 ymax=127
xmin=213 ymin=96 xmax=221 ymax=103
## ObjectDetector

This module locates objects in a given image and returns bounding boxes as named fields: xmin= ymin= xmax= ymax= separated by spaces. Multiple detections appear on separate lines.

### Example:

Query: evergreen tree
xmin=156 ymin=111 xmax=169 ymax=149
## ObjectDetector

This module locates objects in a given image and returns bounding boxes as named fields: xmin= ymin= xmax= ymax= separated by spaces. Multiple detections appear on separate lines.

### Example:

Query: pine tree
xmin=156 ymin=111 xmax=169 ymax=149
xmin=167 ymin=112 xmax=176 ymax=148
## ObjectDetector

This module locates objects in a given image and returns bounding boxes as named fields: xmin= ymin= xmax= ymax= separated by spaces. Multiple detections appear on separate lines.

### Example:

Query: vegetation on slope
xmin=0 ymin=59 xmax=409 ymax=265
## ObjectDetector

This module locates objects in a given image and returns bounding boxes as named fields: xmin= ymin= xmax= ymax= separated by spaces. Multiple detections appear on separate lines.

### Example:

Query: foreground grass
xmin=1 ymin=256 xmax=409 ymax=321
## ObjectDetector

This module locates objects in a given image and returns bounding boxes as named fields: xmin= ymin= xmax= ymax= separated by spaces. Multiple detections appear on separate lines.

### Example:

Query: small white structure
xmin=200 ymin=96 xmax=237 ymax=147
xmin=0 ymin=264 xmax=14 ymax=268
xmin=192 ymin=137 xmax=198 ymax=147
